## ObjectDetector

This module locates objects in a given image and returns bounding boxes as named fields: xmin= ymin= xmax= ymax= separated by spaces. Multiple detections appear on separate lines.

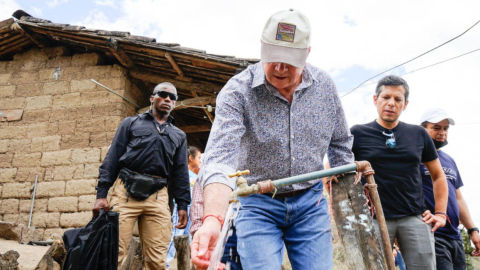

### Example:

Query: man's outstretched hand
xmin=92 ymin=198 xmax=109 ymax=217
xmin=190 ymin=219 xmax=225 ymax=270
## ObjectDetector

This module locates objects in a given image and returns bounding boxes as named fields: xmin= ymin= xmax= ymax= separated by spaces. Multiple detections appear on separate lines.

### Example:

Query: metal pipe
xmin=272 ymin=163 xmax=358 ymax=188
xmin=90 ymin=79 xmax=141 ymax=108
xmin=28 ymin=174 xmax=38 ymax=228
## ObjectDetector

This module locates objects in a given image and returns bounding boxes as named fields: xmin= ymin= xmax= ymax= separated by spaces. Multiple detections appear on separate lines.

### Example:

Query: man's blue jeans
xmin=236 ymin=181 xmax=332 ymax=270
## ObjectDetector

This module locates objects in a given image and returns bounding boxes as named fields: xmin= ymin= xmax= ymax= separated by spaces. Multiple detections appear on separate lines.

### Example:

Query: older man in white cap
xmin=420 ymin=108 xmax=480 ymax=269
xmin=191 ymin=9 xmax=353 ymax=270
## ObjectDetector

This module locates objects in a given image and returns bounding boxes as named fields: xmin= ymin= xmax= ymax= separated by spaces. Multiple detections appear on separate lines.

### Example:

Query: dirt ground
xmin=0 ymin=239 xmax=50 ymax=270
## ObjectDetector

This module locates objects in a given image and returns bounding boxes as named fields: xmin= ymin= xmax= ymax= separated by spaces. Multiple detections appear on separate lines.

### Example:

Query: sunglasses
xmin=382 ymin=130 xmax=396 ymax=149
xmin=153 ymin=91 xmax=178 ymax=101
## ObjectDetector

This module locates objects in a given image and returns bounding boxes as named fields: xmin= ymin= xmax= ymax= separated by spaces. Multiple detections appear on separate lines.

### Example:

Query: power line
xmin=340 ymin=18 xmax=480 ymax=98
xmin=339 ymin=47 xmax=480 ymax=95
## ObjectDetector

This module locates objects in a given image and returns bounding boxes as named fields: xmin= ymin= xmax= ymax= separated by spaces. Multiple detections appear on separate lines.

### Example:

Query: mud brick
xmin=50 ymin=165 xmax=84 ymax=180
xmin=31 ymin=136 xmax=61 ymax=152
xmin=60 ymin=133 xmax=90 ymax=149
xmin=41 ymin=150 xmax=71 ymax=166
xmin=36 ymin=181 xmax=65 ymax=198
xmin=89 ymin=133 xmax=108 ymax=147
xmin=97 ymin=77 xmax=126 ymax=91
xmin=57 ymin=120 xmax=76 ymax=135
xmin=19 ymin=199 xmax=48 ymax=213
xmin=100 ymin=146 xmax=109 ymax=162
xmin=2 ymin=183 xmax=31 ymax=198
xmin=0 ymin=97 xmax=25 ymax=110
xmin=0 ymin=140 xmax=7 ymax=153
xmin=43 ymin=81 xmax=69 ymax=95
xmin=0 ymin=153 xmax=14 ymax=168
xmin=0 ymin=199 xmax=19 ymax=214
xmin=71 ymin=79 xmax=96 ymax=92
xmin=0 ymin=85 xmax=15 ymax=98
xmin=83 ymin=163 xmax=100 ymax=179
xmin=23 ymin=108 xmax=51 ymax=123
xmin=31 ymin=212 xmax=60 ymax=228
xmin=8 ymin=139 xmax=32 ymax=153
xmin=26 ymin=96 xmax=52 ymax=110
xmin=84 ymin=66 xmax=111 ymax=78
xmin=11 ymin=71 xmax=39 ymax=84
xmin=71 ymin=53 xmax=104 ymax=67
xmin=78 ymin=195 xmax=96 ymax=211
xmin=0 ymin=168 xmax=18 ymax=183
xmin=0 ymin=73 xmax=12 ymax=84
xmin=61 ymin=67 xmax=83 ymax=80
xmin=45 ymin=56 xmax=72 ymax=69
xmin=12 ymin=152 xmax=42 ymax=167
xmin=15 ymin=83 xmax=43 ymax=97
xmin=65 ymin=179 xmax=96 ymax=196
xmin=16 ymin=167 xmax=45 ymax=182
xmin=71 ymin=148 xmax=100 ymax=164
xmin=48 ymin=197 xmax=78 ymax=212
xmin=52 ymin=93 xmax=81 ymax=108
xmin=110 ymin=64 xmax=127 ymax=77
xmin=60 ymin=211 xmax=92 ymax=227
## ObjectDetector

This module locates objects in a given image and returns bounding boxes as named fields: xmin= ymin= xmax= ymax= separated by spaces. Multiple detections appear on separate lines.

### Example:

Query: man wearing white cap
xmin=191 ymin=9 xmax=353 ymax=270
xmin=420 ymin=108 xmax=480 ymax=269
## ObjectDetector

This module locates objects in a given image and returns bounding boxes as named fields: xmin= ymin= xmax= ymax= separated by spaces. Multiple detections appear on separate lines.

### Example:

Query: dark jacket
xmin=96 ymin=110 xmax=191 ymax=210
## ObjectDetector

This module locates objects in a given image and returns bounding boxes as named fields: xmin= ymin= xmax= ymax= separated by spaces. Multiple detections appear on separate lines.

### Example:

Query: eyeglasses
xmin=153 ymin=91 xmax=178 ymax=101
xmin=382 ymin=130 xmax=396 ymax=149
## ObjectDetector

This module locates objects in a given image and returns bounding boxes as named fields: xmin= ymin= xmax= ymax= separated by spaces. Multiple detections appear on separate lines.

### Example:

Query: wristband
xmin=468 ymin=227 xmax=479 ymax=235
xmin=434 ymin=212 xmax=450 ymax=223
xmin=202 ymin=215 xmax=224 ymax=227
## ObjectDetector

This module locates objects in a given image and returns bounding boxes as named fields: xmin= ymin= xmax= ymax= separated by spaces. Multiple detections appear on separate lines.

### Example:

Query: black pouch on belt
xmin=119 ymin=167 xmax=167 ymax=201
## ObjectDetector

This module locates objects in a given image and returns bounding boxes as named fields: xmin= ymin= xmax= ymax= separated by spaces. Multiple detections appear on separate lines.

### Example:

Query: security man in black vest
xmin=92 ymin=82 xmax=190 ymax=270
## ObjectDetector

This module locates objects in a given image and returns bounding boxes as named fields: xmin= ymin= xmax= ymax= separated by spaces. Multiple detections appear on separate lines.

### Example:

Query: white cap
xmin=420 ymin=108 xmax=455 ymax=125
xmin=261 ymin=9 xmax=311 ymax=68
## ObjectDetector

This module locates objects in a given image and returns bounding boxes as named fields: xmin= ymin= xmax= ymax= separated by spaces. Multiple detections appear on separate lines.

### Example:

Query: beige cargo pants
xmin=109 ymin=179 xmax=172 ymax=270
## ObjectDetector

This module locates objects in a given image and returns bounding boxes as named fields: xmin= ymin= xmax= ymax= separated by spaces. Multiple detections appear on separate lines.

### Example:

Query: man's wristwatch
xmin=467 ymin=227 xmax=479 ymax=235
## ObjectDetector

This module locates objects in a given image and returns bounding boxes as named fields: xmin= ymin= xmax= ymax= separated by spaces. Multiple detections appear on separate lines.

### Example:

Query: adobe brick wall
xmin=0 ymin=47 xmax=144 ymax=240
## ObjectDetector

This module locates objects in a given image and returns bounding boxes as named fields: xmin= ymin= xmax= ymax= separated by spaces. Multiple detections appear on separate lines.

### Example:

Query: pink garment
xmin=189 ymin=179 xmax=203 ymax=236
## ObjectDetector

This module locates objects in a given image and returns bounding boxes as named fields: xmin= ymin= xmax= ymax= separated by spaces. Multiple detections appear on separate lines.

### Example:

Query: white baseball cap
xmin=420 ymin=108 xmax=455 ymax=125
xmin=261 ymin=9 xmax=311 ymax=68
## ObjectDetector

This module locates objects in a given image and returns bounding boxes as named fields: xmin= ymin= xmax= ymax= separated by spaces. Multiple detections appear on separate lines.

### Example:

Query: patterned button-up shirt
xmin=198 ymin=62 xmax=354 ymax=193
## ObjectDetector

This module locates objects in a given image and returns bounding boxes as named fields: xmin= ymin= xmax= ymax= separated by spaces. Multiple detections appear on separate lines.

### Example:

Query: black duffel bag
xmin=63 ymin=209 xmax=119 ymax=270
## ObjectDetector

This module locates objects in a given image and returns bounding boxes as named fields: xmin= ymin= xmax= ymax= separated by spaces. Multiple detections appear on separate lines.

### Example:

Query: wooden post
xmin=174 ymin=235 xmax=191 ymax=270
xmin=331 ymin=172 xmax=387 ymax=270
xmin=121 ymin=237 xmax=143 ymax=270
xmin=365 ymin=174 xmax=396 ymax=270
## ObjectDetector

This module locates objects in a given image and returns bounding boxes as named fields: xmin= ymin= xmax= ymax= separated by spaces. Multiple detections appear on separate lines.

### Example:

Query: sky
xmin=1 ymin=0 xmax=480 ymax=226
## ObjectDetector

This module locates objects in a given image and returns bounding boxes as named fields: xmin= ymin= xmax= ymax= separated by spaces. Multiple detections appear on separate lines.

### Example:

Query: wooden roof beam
xmin=11 ymin=22 xmax=50 ymax=48
xmin=106 ymin=37 xmax=137 ymax=70
xmin=178 ymin=124 xmax=212 ymax=134
xmin=165 ymin=53 xmax=184 ymax=76
xmin=174 ymin=96 xmax=216 ymax=110
xmin=191 ymin=91 xmax=214 ymax=122
xmin=138 ymin=96 xmax=216 ymax=113
xmin=129 ymin=70 xmax=223 ymax=94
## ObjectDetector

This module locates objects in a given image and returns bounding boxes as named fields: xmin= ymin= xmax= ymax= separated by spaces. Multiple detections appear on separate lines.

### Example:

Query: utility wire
xmin=339 ymin=47 xmax=480 ymax=95
xmin=340 ymin=19 xmax=480 ymax=98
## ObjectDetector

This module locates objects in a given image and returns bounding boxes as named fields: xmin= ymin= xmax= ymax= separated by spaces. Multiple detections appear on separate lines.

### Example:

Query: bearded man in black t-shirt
xmin=351 ymin=75 xmax=448 ymax=270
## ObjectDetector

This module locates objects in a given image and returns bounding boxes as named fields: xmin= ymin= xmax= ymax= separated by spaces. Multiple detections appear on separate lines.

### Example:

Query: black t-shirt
xmin=351 ymin=120 xmax=438 ymax=218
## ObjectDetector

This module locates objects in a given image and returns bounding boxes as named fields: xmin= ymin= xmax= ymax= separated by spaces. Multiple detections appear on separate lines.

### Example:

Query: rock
xmin=34 ymin=239 xmax=66 ymax=270
xmin=0 ymin=250 xmax=20 ymax=269
xmin=0 ymin=222 xmax=35 ymax=244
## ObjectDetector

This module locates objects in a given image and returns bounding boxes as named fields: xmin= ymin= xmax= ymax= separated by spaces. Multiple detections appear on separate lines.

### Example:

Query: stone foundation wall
xmin=0 ymin=47 xmax=144 ymax=240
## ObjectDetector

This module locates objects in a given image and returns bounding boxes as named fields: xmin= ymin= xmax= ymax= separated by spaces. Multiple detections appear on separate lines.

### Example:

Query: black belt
xmin=263 ymin=188 xmax=308 ymax=198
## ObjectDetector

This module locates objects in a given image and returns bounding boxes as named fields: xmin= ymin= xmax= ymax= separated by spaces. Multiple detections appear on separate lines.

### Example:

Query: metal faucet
xmin=228 ymin=170 xmax=274 ymax=203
